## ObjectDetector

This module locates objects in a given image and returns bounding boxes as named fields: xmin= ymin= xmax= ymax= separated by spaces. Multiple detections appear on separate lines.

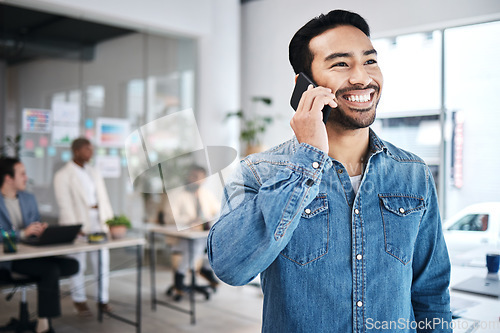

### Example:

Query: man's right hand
xmin=24 ymin=221 xmax=48 ymax=237
xmin=290 ymin=85 xmax=337 ymax=154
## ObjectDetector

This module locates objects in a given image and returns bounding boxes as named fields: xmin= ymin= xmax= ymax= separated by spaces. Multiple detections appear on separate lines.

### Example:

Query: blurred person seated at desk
xmin=53 ymin=138 xmax=114 ymax=317
xmin=0 ymin=157 xmax=79 ymax=333
xmin=166 ymin=165 xmax=220 ymax=300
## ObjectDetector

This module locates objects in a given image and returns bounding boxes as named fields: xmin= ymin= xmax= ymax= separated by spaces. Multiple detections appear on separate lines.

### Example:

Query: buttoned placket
xmin=321 ymin=136 xmax=383 ymax=333
xmin=332 ymin=145 xmax=382 ymax=333
xmin=350 ymin=146 xmax=383 ymax=333
xmin=332 ymin=161 xmax=365 ymax=333
xmin=352 ymin=197 xmax=365 ymax=332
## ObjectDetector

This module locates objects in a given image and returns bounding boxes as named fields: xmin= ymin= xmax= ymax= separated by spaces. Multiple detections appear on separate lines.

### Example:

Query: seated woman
xmin=0 ymin=157 xmax=79 ymax=333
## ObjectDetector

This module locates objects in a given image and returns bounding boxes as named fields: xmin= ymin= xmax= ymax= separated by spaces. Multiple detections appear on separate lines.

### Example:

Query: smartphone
xmin=290 ymin=72 xmax=332 ymax=124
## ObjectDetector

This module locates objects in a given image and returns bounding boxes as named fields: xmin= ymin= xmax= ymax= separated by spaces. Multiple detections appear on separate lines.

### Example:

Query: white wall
xmin=241 ymin=0 xmax=500 ymax=148
xmin=197 ymin=0 xmax=241 ymax=149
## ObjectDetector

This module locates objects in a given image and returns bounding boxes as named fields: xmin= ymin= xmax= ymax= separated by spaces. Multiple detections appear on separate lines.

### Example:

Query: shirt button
xmin=312 ymin=161 xmax=320 ymax=169
xmin=356 ymin=254 xmax=362 ymax=260
xmin=354 ymin=208 xmax=360 ymax=215
xmin=337 ymin=169 xmax=343 ymax=174
xmin=399 ymin=207 xmax=405 ymax=214
xmin=304 ymin=208 xmax=311 ymax=215
xmin=357 ymin=301 xmax=363 ymax=307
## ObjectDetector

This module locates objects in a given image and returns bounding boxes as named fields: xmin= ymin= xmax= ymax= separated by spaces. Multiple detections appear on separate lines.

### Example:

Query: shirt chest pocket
xmin=379 ymin=194 xmax=425 ymax=265
xmin=280 ymin=194 xmax=329 ymax=266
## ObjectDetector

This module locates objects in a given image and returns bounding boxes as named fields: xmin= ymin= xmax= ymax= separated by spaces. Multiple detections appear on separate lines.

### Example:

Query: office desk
xmin=450 ymin=265 xmax=500 ymax=333
xmin=147 ymin=225 xmax=209 ymax=324
xmin=0 ymin=237 xmax=145 ymax=333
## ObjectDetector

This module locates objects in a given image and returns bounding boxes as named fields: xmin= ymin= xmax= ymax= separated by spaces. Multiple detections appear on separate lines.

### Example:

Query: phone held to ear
xmin=290 ymin=72 xmax=332 ymax=124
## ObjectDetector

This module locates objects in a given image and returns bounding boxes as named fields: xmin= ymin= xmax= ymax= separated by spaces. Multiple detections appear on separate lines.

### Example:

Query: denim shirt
xmin=208 ymin=130 xmax=452 ymax=333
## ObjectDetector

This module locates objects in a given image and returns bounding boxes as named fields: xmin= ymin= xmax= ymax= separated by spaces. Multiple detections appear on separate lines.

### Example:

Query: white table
xmin=147 ymin=225 xmax=209 ymax=324
xmin=450 ymin=265 xmax=500 ymax=333
xmin=0 ymin=236 xmax=145 ymax=333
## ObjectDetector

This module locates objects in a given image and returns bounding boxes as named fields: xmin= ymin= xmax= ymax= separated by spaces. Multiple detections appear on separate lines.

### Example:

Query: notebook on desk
xmin=22 ymin=224 xmax=82 ymax=246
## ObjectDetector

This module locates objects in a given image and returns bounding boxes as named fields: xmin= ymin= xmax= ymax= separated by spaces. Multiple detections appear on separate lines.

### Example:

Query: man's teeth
xmin=345 ymin=94 xmax=371 ymax=102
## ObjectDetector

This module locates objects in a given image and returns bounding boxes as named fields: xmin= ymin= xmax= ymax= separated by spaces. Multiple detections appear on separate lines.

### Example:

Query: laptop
xmin=452 ymin=276 xmax=500 ymax=298
xmin=22 ymin=224 xmax=82 ymax=246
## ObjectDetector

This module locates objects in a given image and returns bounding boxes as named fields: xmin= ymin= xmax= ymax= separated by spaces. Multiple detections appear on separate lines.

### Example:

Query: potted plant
xmin=225 ymin=96 xmax=273 ymax=155
xmin=105 ymin=214 xmax=132 ymax=239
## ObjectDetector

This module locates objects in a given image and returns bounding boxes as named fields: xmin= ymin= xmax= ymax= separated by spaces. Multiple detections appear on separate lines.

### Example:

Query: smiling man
xmin=208 ymin=9 xmax=451 ymax=333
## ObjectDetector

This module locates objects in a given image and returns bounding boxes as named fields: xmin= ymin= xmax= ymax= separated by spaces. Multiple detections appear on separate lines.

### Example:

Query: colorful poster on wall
xmin=22 ymin=108 xmax=52 ymax=133
xmin=52 ymin=101 xmax=80 ymax=123
xmin=96 ymin=118 xmax=130 ymax=148
xmin=51 ymin=101 xmax=81 ymax=146
xmin=52 ymin=124 xmax=80 ymax=146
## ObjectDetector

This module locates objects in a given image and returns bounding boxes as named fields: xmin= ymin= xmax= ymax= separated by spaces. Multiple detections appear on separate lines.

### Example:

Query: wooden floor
xmin=0 ymin=248 xmax=263 ymax=333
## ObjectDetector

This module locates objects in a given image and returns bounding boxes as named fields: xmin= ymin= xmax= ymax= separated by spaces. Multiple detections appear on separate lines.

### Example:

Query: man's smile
xmin=337 ymin=86 xmax=379 ymax=111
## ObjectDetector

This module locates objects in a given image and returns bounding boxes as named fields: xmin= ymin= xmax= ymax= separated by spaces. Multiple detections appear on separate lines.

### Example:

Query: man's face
xmin=11 ymin=162 xmax=28 ymax=192
xmin=309 ymin=25 xmax=383 ymax=129
xmin=75 ymin=144 xmax=94 ymax=163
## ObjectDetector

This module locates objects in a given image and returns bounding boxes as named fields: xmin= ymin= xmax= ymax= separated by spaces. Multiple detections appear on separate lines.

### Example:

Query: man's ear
xmin=2 ymin=174 xmax=12 ymax=184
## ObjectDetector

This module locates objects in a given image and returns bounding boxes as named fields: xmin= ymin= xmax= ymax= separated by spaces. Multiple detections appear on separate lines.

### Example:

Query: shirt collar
xmin=368 ymin=128 xmax=387 ymax=154
xmin=291 ymin=127 xmax=388 ymax=156
xmin=71 ymin=160 xmax=87 ymax=170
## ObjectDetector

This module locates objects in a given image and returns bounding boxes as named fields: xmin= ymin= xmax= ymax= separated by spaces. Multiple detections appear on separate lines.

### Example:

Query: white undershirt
xmin=72 ymin=161 xmax=97 ymax=207
xmin=350 ymin=174 xmax=362 ymax=195
xmin=3 ymin=195 xmax=23 ymax=230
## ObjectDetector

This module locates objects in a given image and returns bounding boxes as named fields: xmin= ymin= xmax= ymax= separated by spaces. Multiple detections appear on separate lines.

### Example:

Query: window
xmin=444 ymin=21 xmax=500 ymax=218
xmin=372 ymin=31 xmax=442 ymax=116
xmin=448 ymin=214 xmax=489 ymax=232
xmin=372 ymin=21 xmax=500 ymax=219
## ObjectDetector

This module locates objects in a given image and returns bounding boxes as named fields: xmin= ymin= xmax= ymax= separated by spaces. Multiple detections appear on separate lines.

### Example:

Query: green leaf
xmin=105 ymin=214 xmax=132 ymax=228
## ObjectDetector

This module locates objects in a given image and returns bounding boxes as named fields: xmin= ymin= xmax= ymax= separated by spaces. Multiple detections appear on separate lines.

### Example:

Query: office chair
xmin=0 ymin=269 xmax=38 ymax=332
xmin=165 ymin=276 xmax=213 ymax=302
xmin=165 ymin=254 xmax=216 ymax=302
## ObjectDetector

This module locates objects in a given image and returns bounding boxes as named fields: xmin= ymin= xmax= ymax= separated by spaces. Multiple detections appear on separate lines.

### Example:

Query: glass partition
xmin=6 ymin=31 xmax=197 ymax=225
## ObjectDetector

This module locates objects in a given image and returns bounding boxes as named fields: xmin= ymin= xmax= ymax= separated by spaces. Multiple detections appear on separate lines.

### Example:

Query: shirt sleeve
xmin=207 ymin=143 xmax=331 ymax=286
xmin=20 ymin=192 xmax=41 ymax=240
xmin=411 ymin=166 xmax=452 ymax=332
xmin=53 ymin=170 xmax=78 ymax=225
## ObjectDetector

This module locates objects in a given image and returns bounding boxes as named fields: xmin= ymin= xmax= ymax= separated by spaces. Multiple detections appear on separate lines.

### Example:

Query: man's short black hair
xmin=71 ymin=137 xmax=91 ymax=153
xmin=0 ymin=157 xmax=21 ymax=187
xmin=289 ymin=9 xmax=371 ymax=80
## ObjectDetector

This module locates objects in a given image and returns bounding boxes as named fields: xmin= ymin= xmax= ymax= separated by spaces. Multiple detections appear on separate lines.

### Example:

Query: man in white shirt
xmin=53 ymin=138 xmax=114 ymax=317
